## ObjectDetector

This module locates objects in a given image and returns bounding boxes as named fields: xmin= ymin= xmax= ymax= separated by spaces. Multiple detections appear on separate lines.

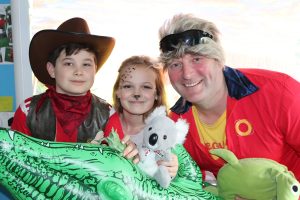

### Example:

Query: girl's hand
xmin=157 ymin=153 xmax=178 ymax=178
xmin=122 ymin=135 xmax=140 ymax=164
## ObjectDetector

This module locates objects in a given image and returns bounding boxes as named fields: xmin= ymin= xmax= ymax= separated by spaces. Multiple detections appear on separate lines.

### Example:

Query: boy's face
xmin=46 ymin=49 xmax=97 ymax=96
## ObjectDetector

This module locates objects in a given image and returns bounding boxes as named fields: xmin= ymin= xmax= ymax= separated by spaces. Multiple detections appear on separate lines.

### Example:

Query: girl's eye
xmin=121 ymin=84 xmax=131 ymax=89
xmin=143 ymin=85 xmax=153 ymax=89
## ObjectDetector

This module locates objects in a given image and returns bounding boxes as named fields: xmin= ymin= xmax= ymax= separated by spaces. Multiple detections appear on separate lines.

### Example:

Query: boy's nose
xmin=74 ymin=67 xmax=83 ymax=75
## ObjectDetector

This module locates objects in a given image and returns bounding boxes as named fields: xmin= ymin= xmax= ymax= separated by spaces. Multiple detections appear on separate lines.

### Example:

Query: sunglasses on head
xmin=159 ymin=29 xmax=213 ymax=53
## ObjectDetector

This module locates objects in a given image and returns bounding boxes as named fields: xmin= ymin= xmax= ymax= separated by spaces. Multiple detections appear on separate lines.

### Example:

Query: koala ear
xmin=175 ymin=118 xmax=189 ymax=144
xmin=145 ymin=106 xmax=167 ymax=124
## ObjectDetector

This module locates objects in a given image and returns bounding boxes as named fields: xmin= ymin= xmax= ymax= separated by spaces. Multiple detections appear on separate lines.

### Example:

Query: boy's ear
xmin=46 ymin=62 xmax=55 ymax=78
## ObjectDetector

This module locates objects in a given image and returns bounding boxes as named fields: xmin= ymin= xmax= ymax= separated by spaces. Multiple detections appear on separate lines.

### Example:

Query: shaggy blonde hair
xmin=159 ymin=13 xmax=225 ymax=69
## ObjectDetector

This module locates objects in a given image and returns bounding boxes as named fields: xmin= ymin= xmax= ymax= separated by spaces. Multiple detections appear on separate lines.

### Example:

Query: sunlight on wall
xmin=30 ymin=0 xmax=300 ymax=106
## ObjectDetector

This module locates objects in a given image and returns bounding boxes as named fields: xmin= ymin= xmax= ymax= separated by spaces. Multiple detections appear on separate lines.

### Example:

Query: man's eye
xmin=193 ymin=57 xmax=202 ymax=62
xmin=168 ymin=62 xmax=182 ymax=70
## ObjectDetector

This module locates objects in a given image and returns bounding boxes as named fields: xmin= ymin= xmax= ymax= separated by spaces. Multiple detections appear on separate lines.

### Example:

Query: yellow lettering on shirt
xmin=192 ymin=106 xmax=227 ymax=160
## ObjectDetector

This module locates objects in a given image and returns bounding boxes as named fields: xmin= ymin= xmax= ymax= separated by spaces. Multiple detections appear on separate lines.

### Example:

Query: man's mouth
xmin=184 ymin=80 xmax=202 ymax=87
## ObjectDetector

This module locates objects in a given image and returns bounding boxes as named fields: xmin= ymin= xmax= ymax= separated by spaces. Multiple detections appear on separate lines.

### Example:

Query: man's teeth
xmin=185 ymin=81 xmax=200 ymax=87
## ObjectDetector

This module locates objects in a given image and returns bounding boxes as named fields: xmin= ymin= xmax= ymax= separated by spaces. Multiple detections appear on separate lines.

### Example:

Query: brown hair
xmin=48 ymin=43 xmax=98 ymax=67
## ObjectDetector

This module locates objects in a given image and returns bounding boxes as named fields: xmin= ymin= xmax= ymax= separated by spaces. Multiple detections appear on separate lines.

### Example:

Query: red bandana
xmin=37 ymin=86 xmax=92 ymax=140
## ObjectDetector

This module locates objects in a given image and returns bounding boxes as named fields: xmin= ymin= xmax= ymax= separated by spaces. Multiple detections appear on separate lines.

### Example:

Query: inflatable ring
xmin=0 ymin=128 xmax=219 ymax=200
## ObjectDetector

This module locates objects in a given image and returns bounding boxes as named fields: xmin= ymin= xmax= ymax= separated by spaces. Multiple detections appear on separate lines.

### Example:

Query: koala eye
xmin=163 ymin=135 xmax=167 ymax=140
xmin=148 ymin=127 xmax=152 ymax=131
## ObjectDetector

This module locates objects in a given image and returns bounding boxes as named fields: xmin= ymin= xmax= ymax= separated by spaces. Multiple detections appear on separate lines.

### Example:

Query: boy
xmin=11 ymin=17 xmax=115 ymax=143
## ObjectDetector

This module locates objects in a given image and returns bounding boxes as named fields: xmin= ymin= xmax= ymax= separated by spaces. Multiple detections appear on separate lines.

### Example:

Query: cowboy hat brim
xmin=29 ymin=29 xmax=115 ymax=86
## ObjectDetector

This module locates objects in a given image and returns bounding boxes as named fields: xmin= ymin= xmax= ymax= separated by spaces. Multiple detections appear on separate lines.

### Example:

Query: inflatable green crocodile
xmin=0 ymin=128 xmax=220 ymax=200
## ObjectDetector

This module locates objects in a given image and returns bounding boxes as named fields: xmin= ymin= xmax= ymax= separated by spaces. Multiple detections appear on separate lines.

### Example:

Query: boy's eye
xmin=83 ymin=63 xmax=92 ymax=67
xmin=64 ymin=62 xmax=73 ymax=66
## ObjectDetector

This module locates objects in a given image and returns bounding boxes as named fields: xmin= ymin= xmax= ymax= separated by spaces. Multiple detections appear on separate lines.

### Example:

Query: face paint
xmin=120 ymin=66 xmax=135 ymax=83
xmin=117 ymin=65 xmax=157 ymax=116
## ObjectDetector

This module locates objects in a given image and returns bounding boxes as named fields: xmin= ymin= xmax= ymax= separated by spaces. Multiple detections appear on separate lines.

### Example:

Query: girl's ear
xmin=46 ymin=62 xmax=55 ymax=78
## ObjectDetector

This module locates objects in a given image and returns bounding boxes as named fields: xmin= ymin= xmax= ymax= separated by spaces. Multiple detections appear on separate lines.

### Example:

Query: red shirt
xmin=170 ymin=67 xmax=300 ymax=181
xmin=104 ymin=112 xmax=125 ymax=140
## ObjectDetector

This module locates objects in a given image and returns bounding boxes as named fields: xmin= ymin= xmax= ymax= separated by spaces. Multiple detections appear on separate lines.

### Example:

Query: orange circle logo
xmin=235 ymin=119 xmax=252 ymax=136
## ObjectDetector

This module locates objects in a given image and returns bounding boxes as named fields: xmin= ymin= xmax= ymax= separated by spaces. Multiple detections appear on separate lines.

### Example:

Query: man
xmin=158 ymin=13 xmax=300 ymax=183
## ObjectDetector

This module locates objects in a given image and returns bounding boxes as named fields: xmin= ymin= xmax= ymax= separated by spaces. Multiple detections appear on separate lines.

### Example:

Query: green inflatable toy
xmin=210 ymin=148 xmax=300 ymax=200
xmin=0 ymin=128 xmax=220 ymax=200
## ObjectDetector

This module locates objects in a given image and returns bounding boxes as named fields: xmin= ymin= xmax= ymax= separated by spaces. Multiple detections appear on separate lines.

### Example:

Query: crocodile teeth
xmin=8 ymin=130 xmax=15 ymax=140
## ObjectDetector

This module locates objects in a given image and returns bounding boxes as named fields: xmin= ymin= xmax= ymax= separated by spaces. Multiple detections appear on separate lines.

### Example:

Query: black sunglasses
xmin=159 ymin=29 xmax=213 ymax=53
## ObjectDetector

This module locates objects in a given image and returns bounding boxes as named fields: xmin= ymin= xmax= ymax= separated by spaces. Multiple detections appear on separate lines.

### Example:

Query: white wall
xmin=29 ymin=1 xmax=300 ymax=106
xmin=11 ymin=0 xmax=32 ymax=107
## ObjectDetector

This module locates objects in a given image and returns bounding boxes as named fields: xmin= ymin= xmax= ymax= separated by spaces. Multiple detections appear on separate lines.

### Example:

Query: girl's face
xmin=47 ymin=49 xmax=96 ymax=96
xmin=116 ymin=65 xmax=157 ymax=116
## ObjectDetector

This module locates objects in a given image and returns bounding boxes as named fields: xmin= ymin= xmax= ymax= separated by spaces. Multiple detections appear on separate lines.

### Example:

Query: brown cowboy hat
xmin=29 ymin=17 xmax=115 ymax=85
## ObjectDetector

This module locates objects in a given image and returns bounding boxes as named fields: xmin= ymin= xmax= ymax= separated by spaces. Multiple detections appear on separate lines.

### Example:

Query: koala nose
xmin=149 ymin=133 xmax=158 ymax=146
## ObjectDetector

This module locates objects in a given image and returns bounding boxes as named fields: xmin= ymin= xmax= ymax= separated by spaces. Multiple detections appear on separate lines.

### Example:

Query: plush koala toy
xmin=133 ymin=106 xmax=189 ymax=188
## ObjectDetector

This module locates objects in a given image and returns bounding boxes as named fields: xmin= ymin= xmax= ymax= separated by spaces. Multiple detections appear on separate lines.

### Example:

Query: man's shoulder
xmin=238 ymin=68 xmax=292 ymax=83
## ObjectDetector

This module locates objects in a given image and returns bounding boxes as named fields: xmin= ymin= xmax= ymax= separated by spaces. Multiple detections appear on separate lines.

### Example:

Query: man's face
xmin=167 ymin=53 xmax=223 ymax=104
xmin=47 ymin=49 xmax=96 ymax=96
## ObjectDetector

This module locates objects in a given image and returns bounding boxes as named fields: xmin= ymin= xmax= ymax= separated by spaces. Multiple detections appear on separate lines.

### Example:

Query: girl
xmin=104 ymin=55 xmax=178 ymax=177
